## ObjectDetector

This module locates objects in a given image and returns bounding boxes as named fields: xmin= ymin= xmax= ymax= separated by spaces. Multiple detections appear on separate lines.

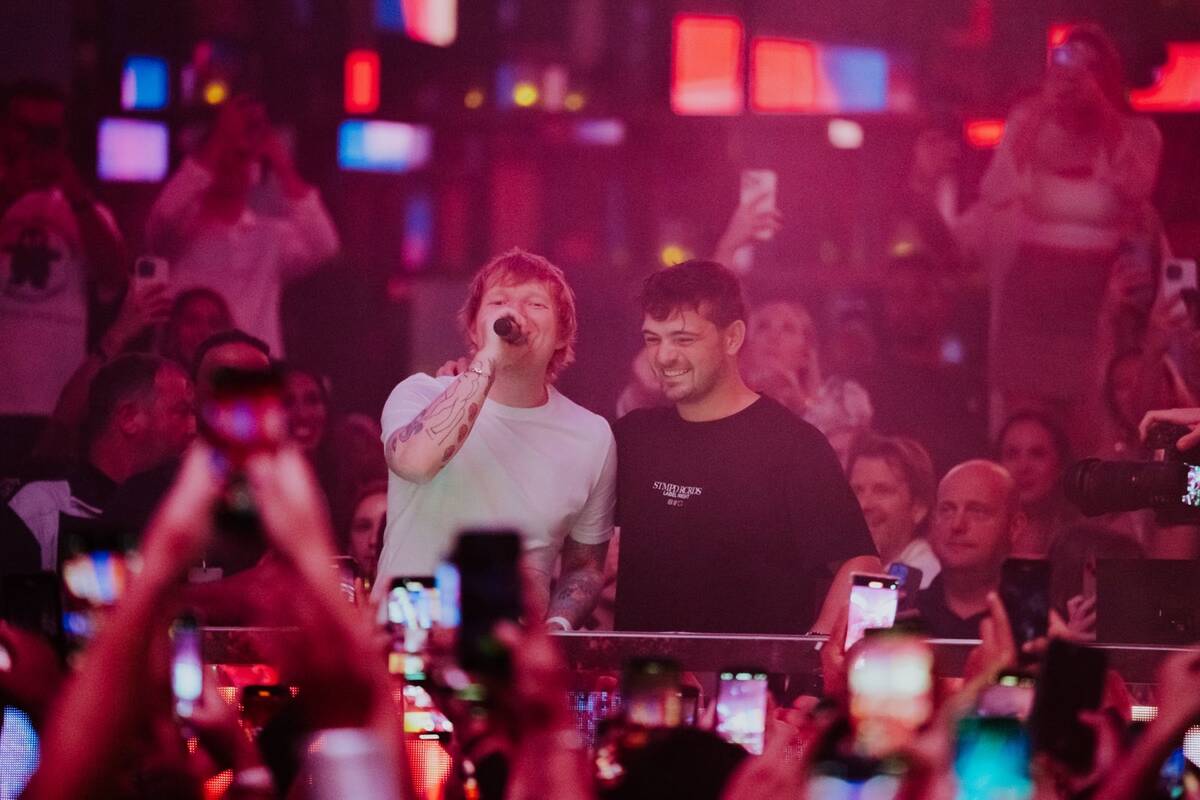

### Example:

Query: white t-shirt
xmin=146 ymin=159 xmax=340 ymax=355
xmin=376 ymin=374 xmax=616 ymax=591
xmin=0 ymin=190 xmax=94 ymax=415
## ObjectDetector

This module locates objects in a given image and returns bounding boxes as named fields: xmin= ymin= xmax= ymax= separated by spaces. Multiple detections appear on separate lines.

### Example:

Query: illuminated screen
xmin=97 ymin=118 xmax=169 ymax=182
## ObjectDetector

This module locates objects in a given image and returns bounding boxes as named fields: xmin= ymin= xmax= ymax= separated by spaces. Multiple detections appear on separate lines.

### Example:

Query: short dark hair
xmin=847 ymin=433 xmax=938 ymax=517
xmin=996 ymin=410 xmax=1072 ymax=468
xmin=640 ymin=259 xmax=746 ymax=328
xmin=83 ymin=354 xmax=171 ymax=445
xmin=191 ymin=329 xmax=270 ymax=378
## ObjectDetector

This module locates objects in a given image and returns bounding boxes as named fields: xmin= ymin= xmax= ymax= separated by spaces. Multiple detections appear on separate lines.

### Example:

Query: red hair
xmin=458 ymin=248 xmax=578 ymax=382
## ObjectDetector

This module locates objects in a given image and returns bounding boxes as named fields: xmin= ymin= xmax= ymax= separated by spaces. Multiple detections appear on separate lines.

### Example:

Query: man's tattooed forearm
xmin=548 ymin=571 xmax=604 ymax=625
xmin=390 ymin=369 xmax=491 ymax=457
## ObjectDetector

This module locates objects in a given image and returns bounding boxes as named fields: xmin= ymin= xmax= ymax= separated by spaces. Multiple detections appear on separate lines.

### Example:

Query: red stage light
xmin=671 ymin=14 xmax=744 ymax=116
xmin=964 ymin=119 xmax=1005 ymax=149
xmin=1131 ymin=43 xmax=1200 ymax=112
xmin=751 ymin=38 xmax=817 ymax=113
xmin=345 ymin=50 xmax=381 ymax=114
xmin=1047 ymin=23 xmax=1074 ymax=49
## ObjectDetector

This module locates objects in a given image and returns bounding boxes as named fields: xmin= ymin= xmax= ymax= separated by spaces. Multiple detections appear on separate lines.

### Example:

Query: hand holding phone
xmin=740 ymin=169 xmax=778 ymax=242
xmin=715 ymin=669 xmax=769 ymax=754
xmin=999 ymin=559 xmax=1050 ymax=655
xmin=846 ymin=573 xmax=900 ymax=650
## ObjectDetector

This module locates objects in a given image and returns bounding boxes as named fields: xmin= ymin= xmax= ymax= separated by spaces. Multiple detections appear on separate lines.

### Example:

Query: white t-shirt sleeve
xmin=566 ymin=428 xmax=617 ymax=545
xmin=380 ymin=373 xmax=448 ymax=443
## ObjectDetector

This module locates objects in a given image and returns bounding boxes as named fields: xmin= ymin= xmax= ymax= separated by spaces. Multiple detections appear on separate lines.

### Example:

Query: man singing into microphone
xmin=376 ymin=249 xmax=616 ymax=629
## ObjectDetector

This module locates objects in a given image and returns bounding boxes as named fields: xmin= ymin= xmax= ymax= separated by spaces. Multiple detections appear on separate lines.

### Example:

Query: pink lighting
xmin=1131 ymin=43 xmax=1200 ymax=112
xmin=671 ymin=14 xmax=744 ymax=116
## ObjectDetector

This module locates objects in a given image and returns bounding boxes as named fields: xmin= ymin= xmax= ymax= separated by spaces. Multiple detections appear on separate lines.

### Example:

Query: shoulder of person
xmin=549 ymin=389 xmax=616 ymax=440
xmin=612 ymin=404 xmax=674 ymax=440
xmin=7 ymin=479 xmax=71 ymax=517
xmin=384 ymin=372 xmax=452 ymax=403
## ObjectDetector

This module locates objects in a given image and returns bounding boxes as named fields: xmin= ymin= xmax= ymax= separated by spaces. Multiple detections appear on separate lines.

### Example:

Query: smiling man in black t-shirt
xmin=614 ymin=260 xmax=879 ymax=634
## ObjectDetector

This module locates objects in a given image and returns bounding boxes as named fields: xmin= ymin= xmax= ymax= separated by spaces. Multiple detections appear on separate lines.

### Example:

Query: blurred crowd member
xmin=21 ymin=444 xmax=409 ymax=800
xmin=145 ymin=95 xmax=338 ymax=356
xmin=862 ymin=252 xmax=988 ymax=474
xmin=846 ymin=433 xmax=940 ymax=588
xmin=0 ymin=80 xmax=128 ymax=475
xmin=1 ymin=354 xmax=193 ymax=572
xmin=710 ymin=184 xmax=783 ymax=271
xmin=742 ymin=300 xmax=873 ymax=466
xmin=102 ymin=330 xmax=271 ymax=571
xmin=346 ymin=480 xmax=386 ymax=581
xmin=1048 ymin=522 xmax=1144 ymax=641
xmin=158 ymin=287 xmax=233 ymax=370
xmin=29 ymin=281 xmax=172 ymax=471
xmin=956 ymin=25 xmax=1162 ymax=455
xmin=918 ymin=459 xmax=1023 ymax=638
xmin=996 ymin=410 xmax=1078 ymax=557
xmin=615 ymin=259 xmax=879 ymax=635
xmin=379 ymin=249 xmax=615 ymax=628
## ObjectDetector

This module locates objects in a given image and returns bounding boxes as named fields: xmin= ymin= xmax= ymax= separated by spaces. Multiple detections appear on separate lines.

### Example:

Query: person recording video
xmin=377 ymin=249 xmax=616 ymax=630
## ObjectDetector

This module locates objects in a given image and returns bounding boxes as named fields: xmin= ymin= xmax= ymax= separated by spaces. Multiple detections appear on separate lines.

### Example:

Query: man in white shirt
xmin=378 ymin=249 xmax=616 ymax=629
xmin=846 ymin=433 xmax=941 ymax=588
xmin=0 ymin=81 xmax=127 ymax=468
xmin=146 ymin=96 xmax=338 ymax=355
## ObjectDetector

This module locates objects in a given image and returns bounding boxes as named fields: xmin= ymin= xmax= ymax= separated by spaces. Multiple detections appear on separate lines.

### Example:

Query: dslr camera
xmin=1064 ymin=422 xmax=1200 ymax=525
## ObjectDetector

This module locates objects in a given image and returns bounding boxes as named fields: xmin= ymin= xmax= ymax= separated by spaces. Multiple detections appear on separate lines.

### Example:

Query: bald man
xmin=917 ymin=460 xmax=1026 ymax=638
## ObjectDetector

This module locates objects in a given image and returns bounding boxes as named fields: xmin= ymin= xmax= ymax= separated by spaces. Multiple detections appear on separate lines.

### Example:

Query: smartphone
xmin=999 ymin=559 xmax=1050 ymax=653
xmin=679 ymin=685 xmax=700 ymax=727
xmin=623 ymin=657 xmax=682 ymax=728
xmin=198 ymin=366 xmax=287 ymax=466
xmin=740 ymin=169 xmax=778 ymax=241
xmin=133 ymin=256 xmax=169 ymax=291
xmin=846 ymin=573 xmax=900 ymax=650
xmin=451 ymin=530 xmax=522 ymax=678
xmin=715 ymin=669 xmax=769 ymax=755
xmin=954 ymin=716 xmax=1033 ymax=800
xmin=976 ymin=671 xmax=1037 ymax=720
xmin=58 ymin=521 xmax=136 ymax=654
xmin=886 ymin=563 xmax=924 ymax=614
xmin=1030 ymin=639 xmax=1106 ymax=773
xmin=387 ymin=576 xmax=438 ymax=682
xmin=847 ymin=632 xmax=934 ymax=759
xmin=170 ymin=613 xmax=203 ymax=718
xmin=241 ymin=684 xmax=292 ymax=734
xmin=1157 ymin=746 xmax=1200 ymax=800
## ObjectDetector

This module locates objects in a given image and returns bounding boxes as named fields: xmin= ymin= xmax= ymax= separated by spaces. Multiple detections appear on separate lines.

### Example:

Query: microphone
xmin=493 ymin=316 xmax=526 ymax=345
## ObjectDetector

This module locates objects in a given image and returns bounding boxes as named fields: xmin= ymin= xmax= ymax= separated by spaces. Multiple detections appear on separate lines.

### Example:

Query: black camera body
xmin=1064 ymin=423 xmax=1200 ymax=525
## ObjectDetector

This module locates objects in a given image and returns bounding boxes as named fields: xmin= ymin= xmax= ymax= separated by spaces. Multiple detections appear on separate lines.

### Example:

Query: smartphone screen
xmin=1181 ymin=465 xmax=1200 ymax=508
xmin=999 ymin=559 xmax=1050 ymax=653
xmin=170 ymin=613 xmax=202 ymax=718
xmin=954 ymin=717 xmax=1033 ymax=800
xmin=623 ymin=658 xmax=682 ymax=728
xmin=846 ymin=573 xmax=900 ymax=650
xmin=199 ymin=366 xmax=286 ymax=465
xmin=452 ymin=530 xmax=522 ymax=678
xmin=387 ymin=576 xmax=438 ymax=682
xmin=848 ymin=633 xmax=934 ymax=759
xmin=715 ymin=669 xmax=769 ymax=755
xmin=58 ymin=522 xmax=137 ymax=655
xmin=886 ymin=563 xmax=924 ymax=614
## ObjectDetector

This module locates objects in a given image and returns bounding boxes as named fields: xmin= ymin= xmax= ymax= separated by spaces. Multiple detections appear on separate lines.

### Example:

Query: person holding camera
xmin=377 ymin=249 xmax=616 ymax=630
xmin=145 ymin=95 xmax=339 ymax=357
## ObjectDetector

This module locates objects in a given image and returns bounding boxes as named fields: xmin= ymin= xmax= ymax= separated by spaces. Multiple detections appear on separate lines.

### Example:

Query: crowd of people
xmin=1 ymin=20 xmax=1200 ymax=800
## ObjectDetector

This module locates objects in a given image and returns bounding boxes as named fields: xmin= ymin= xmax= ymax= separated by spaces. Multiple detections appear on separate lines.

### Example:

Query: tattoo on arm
xmin=548 ymin=541 xmax=609 ymax=627
xmin=387 ymin=369 xmax=493 ymax=459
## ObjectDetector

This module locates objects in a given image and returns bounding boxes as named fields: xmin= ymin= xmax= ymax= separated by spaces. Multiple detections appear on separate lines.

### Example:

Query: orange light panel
xmin=671 ymin=14 xmax=744 ymax=115
xmin=965 ymin=119 xmax=1005 ymax=149
xmin=1131 ymin=43 xmax=1200 ymax=112
xmin=345 ymin=50 xmax=381 ymax=114
xmin=751 ymin=38 xmax=817 ymax=112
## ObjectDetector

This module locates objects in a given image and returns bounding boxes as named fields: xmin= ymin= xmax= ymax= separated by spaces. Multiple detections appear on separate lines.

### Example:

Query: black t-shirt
xmin=613 ymin=396 xmax=876 ymax=634
xmin=915 ymin=576 xmax=987 ymax=639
